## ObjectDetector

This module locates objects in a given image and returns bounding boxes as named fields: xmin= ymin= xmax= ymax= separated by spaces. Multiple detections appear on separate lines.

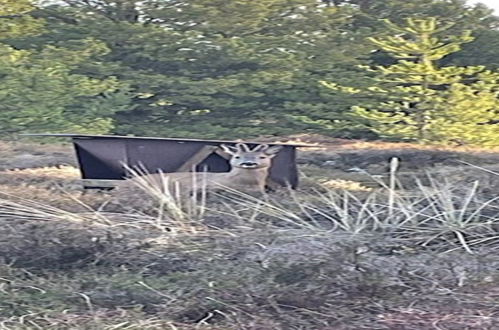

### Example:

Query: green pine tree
xmin=0 ymin=0 xmax=131 ymax=136
xmin=322 ymin=17 xmax=499 ymax=146
xmin=0 ymin=0 xmax=44 ymax=38
xmin=0 ymin=40 xmax=131 ymax=135
xmin=27 ymin=0 xmax=372 ymax=139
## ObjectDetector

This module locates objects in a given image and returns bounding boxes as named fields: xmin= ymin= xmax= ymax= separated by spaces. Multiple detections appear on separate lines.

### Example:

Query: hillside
xmin=0 ymin=138 xmax=498 ymax=329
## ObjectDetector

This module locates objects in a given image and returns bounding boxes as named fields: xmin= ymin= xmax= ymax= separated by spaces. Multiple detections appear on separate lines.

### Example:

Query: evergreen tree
xmin=0 ymin=0 xmax=131 ymax=136
xmin=7 ymin=0 xmax=499 ymax=139
xmin=0 ymin=0 xmax=44 ymax=38
xmin=322 ymin=17 xmax=499 ymax=146
xmin=0 ymin=40 xmax=131 ymax=135
xmin=444 ymin=29 xmax=499 ymax=70
xmin=26 ymin=0 xmax=372 ymax=138
xmin=328 ymin=0 xmax=499 ymax=69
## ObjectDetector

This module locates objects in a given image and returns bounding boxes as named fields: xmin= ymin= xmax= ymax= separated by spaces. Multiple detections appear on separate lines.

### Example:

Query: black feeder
xmin=23 ymin=134 xmax=313 ymax=189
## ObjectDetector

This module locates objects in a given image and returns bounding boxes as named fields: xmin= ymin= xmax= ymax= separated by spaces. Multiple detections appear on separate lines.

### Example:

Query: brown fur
xmin=115 ymin=143 xmax=282 ymax=198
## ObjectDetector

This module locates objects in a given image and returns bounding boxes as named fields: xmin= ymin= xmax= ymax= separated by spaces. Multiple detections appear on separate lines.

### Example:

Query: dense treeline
xmin=1 ymin=0 xmax=499 ymax=144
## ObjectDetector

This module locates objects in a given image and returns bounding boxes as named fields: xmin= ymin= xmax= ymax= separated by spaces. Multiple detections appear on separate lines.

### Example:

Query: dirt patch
xmin=0 ymin=141 xmax=76 ymax=170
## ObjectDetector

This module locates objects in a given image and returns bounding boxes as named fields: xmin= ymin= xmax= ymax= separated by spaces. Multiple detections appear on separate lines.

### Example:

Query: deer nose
xmin=240 ymin=162 xmax=258 ymax=166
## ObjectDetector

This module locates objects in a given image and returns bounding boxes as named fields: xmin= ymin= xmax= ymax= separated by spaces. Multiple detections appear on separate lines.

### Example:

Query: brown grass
xmin=1 ymin=139 xmax=499 ymax=329
xmin=261 ymin=133 xmax=499 ymax=153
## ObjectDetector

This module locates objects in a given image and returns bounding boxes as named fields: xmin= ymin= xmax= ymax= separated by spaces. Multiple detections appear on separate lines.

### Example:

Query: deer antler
xmin=220 ymin=144 xmax=238 ymax=155
xmin=235 ymin=143 xmax=251 ymax=152
xmin=251 ymin=144 xmax=269 ymax=152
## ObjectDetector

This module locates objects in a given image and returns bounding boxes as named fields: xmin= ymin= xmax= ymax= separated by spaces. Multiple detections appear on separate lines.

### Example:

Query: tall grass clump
xmin=207 ymin=161 xmax=499 ymax=253
xmin=118 ymin=164 xmax=209 ymax=233
xmin=0 ymin=161 xmax=498 ymax=329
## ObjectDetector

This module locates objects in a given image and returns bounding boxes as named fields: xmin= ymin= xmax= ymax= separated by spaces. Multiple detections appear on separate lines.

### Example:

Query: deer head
xmin=220 ymin=143 xmax=282 ymax=170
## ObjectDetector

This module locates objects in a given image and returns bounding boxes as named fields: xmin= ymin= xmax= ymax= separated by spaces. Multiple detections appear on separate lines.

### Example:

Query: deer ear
xmin=220 ymin=144 xmax=238 ymax=155
xmin=264 ymin=145 xmax=283 ymax=156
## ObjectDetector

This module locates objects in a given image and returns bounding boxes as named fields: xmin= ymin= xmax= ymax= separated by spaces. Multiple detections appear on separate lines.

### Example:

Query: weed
xmin=0 ymin=140 xmax=499 ymax=329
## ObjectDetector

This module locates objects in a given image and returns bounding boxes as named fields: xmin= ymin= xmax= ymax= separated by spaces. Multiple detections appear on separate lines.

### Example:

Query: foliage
xmin=0 ymin=0 xmax=131 ymax=135
xmin=0 ymin=40 xmax=131 ymax=135
xmin=323 ymin=17 xmax=499 ymax=146
xmin=444 ymin=29 xmax=499 ymax=69
xmin=1 ymin=0 xmax=499 ymax=141
xmin=1 ymin=140 xmax=499 ymax=328
xmin=0 ymin=0 xmax=44 ymax=38
xmin=25 ymin=0 xmax=373 ymax=138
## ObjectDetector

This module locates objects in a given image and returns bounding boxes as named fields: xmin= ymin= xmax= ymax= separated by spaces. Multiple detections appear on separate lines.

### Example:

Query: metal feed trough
xmin=24 ymin=134 xmax=312 ymax=189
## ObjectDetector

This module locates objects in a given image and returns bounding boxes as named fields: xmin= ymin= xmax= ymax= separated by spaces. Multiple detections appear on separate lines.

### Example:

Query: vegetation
xmin=0 ymin=0 xmax=497 ymax=144
xmin=322 ymin=17 xmax=499 ymax=146
xmin=2 ymin=1 xmax=499 ymax=327
xmin=0 ymin=0 xmax=131 ymax=136
xmin=1 ymin=139 xmax=499 ymax=329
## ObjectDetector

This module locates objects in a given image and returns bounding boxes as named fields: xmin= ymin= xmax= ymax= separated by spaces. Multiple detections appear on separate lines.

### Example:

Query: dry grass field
xmin=0 ymin=137 xmax=498 ymax=329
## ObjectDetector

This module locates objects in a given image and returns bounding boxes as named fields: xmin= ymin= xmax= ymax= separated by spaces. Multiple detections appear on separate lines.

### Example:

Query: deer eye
xmin=259 ymin=156 xmax=267 ymax=159
xmin=234 ymin=156 xmax=241 ymax=159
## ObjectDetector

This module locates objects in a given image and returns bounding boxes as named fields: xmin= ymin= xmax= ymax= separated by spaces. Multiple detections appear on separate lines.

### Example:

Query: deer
xmin=114 ymin=143 xmax=283 ymax=199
